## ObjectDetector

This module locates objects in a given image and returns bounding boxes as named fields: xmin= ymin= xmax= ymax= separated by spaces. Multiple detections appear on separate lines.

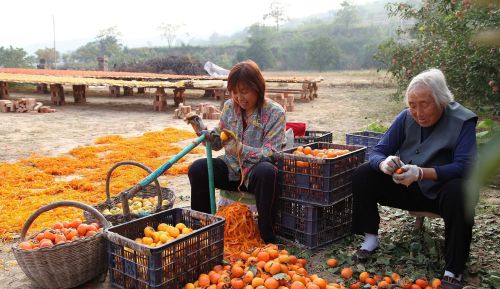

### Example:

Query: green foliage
xmin=238 ymin=24 xmax=276 ymax=69
xmin=35 ymin=48 xmax=60 ymax=68
xmin=0 ymin=46 xmax=35 ymax=68
xmin=375 ymin=1 xmax=500 ymax=113
xmin=366 ymin=121 xmax=389 ymax=133
xmin=476 ymin=119 xmax=500 ymax=146
xmin=60 ymin=2 xmax=395 ymax=71
xmin=307 ymin=36 xmax=340 ymax=72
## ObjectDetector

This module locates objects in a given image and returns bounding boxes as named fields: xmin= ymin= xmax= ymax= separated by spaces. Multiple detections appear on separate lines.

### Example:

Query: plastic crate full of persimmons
xmin=104 ymin=208 xmax=224 ymax=289
xmin=277 ymin=142 xmax=366 ymax=206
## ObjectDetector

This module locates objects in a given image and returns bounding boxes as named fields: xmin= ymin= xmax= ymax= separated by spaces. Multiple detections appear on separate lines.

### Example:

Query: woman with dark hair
xmin=188 ymin=60 xmax=286 ymax=243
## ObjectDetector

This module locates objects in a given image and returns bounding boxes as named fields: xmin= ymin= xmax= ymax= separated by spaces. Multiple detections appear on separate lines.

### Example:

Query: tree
xmin=0 ymin=46 xmax=35 ymax=68
xmin=96 ymin=26 xmax=123 ymax=58
xmin=334 ymin=1 xmax=359 ymax=33
xmin=240 ymin=24 xmax=276 ymax=69
xmin=35 ymin=48 xmax=60 ymax=68
xmin=307 ymin=36 xmax=340 ymax=72
xmin=375 ymin=1 xmax=499 ymax=114
xmin=158 ymin=23 xmax=183 ymax=48
xmin=263 ymin=0 xmax=288 ymax=31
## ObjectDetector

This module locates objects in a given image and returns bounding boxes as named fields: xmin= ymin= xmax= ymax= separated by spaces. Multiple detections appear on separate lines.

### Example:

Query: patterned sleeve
xmin=240 ymin=104 xmax=286 ymax=164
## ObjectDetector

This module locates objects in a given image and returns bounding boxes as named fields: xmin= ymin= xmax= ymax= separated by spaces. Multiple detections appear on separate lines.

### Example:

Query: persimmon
xmin=198 ymin=274 xmax=210 ymax=287
xmin=43 ymin=229 xmax=56 ymax=241
xmin=383 ymin=276 xmax=392 ymax=284
xmin=303 ymin=146 xmax=312 ymax=155
xmin=378 ymin=281 xmax=390 ymax=288
xmin=39 ymin=239 xmax=53 ymax=248
xmin=54 ymin=234 xmax=67 ymax=244
xmin=85 ymin=230 xmax=97 ymax=237
xmin=359 ymin=272 xmax=369 ymax=282
xmin=257 ymin=251 xmax=270 ymax=262
xmin=252 ymin=277 xmax=265 ymax=287
xmin=220 ymin=131 xmax=229 ymax=142
xmin=291 ymin=281 xmax=306 ymax=289
xmin=264 ymin=277 xmax=279 ymax=289
xmin=52 ymin=222 xmax=64 ymax=230
xmin=231 ymin=278 xmax=245 ymax=289
xmin=411 ymin=284 xmax=422 ymax=289
xmin=395 ymin=168 xmax=403 ymax=174
xmin=340 ymin=267 xmax=353 ymax=279
xmin=296 ymin=146 xmax=304 ymax=152
xmin=231 ymin=265 xmax=244 ymax=278
xmin=306 ymin=284 xmax=320 ymax=289
xmin=35 ymin=232 xmax=45 ymax=242
xmin=365 ymin=278 xmax=376 ymax=285
xmin=415 ymin=279 xmax=428 ymax=288
xmin=18 ymin=241 xmax=33 ymax=250
xmin=144 ymin=226 xmax=155 ymax=237
xmin=77 ymin=224 xmax=88 ymax=236
xmin=70 ymin=218 xmax=82 ymax=229
xmin=242 ymin=271 xmax=254 ymax=283
xmin=431 ymin=278 xmax=441 ymax=288
xmin=391 ymin=273 xmax=401 ymax=283
xmin=326 ymin=258 xmax=338 ymax=268
xmin=350 ymin=282 xmax=362 ymax=289
xmin=313 ymin=278 xmax=327 ymax=289
xmin=297 ymin=258 xmax=307 ymax=267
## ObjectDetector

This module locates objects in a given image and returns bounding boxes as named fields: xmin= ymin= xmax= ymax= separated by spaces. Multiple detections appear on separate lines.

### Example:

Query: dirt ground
xmin=0 ymin=71 xmax=496 ymax=288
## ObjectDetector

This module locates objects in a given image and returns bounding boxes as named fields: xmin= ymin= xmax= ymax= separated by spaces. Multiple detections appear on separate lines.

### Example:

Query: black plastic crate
xmin=104 ymin=208 xmax=224 ymax=289
xmin=345 ymin=131 xmax=384 ymax=160
xmin=277 ymin=142 xmax=365 ymax=206
xmin=275 ymin=195 xmax=352 ymax=249
xmin=294 ymin=130 xmax=333 ymax=145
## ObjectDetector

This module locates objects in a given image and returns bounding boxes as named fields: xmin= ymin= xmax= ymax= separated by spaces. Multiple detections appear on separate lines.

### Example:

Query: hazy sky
xmin=1 ymin=0 xmax=373 ymax=52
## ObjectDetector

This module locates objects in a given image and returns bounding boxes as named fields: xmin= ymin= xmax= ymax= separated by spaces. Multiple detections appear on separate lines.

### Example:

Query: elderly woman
xmin=351 ymin=68 xmax=477 ymax=289
xmin=188 ymin=60 xmax=286 ymax=243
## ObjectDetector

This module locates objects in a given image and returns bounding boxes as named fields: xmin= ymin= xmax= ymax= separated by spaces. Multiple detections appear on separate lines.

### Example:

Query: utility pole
xmin=53 ymin=14 xmax=56 ymax=69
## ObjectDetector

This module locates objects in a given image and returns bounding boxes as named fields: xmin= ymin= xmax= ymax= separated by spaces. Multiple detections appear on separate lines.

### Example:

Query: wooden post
xmin=312 ymin=82 xmax=318 ymax=98
xmin=50 ymin=84 xmax=65 ymax=106
xmin=173 ymin=88 xmax=185 ymax=107
xmin=137 ymin=87 xmax=146 ymax=94
xmin=153 ymin=87 xmax=167 ymax=112
xmin=203 ymin=89 xmax=215 ymax=98
xmin=72 ymin=85 xmax=86 ymax=103
xmin=0 ymin=82 xmax=9 ymax=99
xmin=123 ymin=86 xmax=134 ymax=96
xmin=109 ymin=86 xmax=120 ymax=97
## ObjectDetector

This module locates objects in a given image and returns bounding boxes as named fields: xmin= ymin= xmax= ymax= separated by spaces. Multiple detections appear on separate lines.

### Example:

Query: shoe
xmin=441 ymin=276 xmax=463 ymax=289
xmin=351 ymin=247 xmax=378 ymax=263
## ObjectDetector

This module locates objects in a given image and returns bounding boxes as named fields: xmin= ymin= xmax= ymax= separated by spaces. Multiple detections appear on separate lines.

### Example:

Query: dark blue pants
xmin=351 ymin=162 xmax=476 ymax=275
xmin=188 ymin=157 xmax=279 ymax=243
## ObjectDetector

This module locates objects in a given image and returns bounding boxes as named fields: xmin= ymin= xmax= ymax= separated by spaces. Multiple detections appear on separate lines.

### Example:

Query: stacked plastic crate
xmin=345 ymin=131 xmax=385 ymax=161
xmin=275 ymin=142 xmax=366 ymax=249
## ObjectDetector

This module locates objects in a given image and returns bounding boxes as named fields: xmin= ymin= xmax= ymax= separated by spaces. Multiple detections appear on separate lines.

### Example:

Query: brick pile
xmin=173 ymin=103 xmax=192 ymax=119
xmin=0 ymin=98 xmax=56 ymax=113
xmin=266 ymin=93 xmax=294 ymax=112
xmin=196 ymin=103 xmax=221 ymax=120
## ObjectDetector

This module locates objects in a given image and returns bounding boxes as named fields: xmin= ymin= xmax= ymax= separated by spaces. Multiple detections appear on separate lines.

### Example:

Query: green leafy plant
xmin=375 ymin=1 xmax=499 ymax=115
xmin=366 ymin=121 xmax=388 ymax=133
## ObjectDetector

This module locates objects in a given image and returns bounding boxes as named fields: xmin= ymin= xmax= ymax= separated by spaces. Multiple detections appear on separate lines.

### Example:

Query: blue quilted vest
xmin=399 ymin=102 xmax=477 ymax=198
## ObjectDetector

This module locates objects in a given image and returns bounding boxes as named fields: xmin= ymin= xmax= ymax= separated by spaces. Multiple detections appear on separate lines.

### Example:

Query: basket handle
xmin=19 ymin=200 xmax=111 ymax=241
xmin=105 ymin=161 xmax=163 ymax=212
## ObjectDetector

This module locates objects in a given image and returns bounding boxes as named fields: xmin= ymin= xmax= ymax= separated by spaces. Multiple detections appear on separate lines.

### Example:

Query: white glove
xmin=379 ymin=156 xmax=403 ymax=175
xmin=392 ymin=164 xmax=422 ymax=187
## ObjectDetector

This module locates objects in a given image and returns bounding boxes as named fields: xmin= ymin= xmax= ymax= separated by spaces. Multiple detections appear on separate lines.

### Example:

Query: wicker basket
xmin=85 ymin=161 xmax=175 ymax=225
xmin=12 ymin=201 xmax=111 ymax=289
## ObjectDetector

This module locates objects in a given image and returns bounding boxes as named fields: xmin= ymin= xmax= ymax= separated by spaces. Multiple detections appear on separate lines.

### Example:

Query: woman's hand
xmin=379 ymin=155 xmax=403 ymax=175
xmin=392 ymin=164 xmax=422 ymax=187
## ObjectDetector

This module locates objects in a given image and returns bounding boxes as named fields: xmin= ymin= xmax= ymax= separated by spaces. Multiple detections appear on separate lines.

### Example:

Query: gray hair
xmin=404 ymin=68 xmax=454 ymax=108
